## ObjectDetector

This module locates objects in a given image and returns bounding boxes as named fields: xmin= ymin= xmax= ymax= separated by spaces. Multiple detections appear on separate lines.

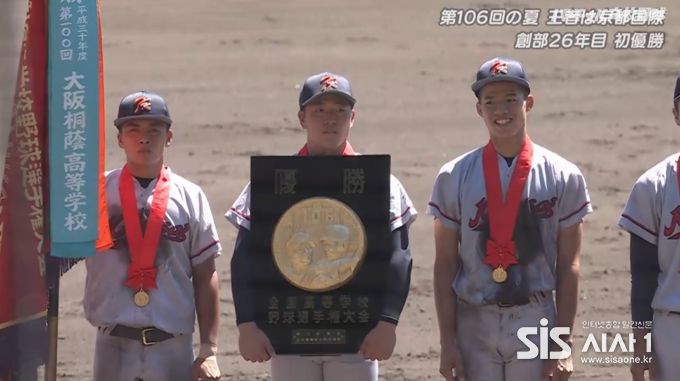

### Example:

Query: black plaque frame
xmin=249 ymin=155 xmax=392 ymax=355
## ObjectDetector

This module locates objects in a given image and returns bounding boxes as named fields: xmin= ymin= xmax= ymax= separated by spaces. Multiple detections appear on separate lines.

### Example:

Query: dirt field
xmin=5 ymin=0 xmax=680 ymax=379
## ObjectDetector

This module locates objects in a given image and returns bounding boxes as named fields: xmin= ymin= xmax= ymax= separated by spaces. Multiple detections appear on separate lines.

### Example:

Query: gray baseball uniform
xmin=226 ymin=169 xmax=417 ymax=381
xmin=618 ymin=153 xmax=680 ymax=381
xmin=427 ymin=142 xmax=592 ymax=380
xmin=83 ymin=168 xmax=222 ymax=381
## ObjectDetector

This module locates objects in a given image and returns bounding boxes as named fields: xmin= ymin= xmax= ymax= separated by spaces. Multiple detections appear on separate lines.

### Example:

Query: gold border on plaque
xmin=271 ymin=197 xmax=367 ymax=293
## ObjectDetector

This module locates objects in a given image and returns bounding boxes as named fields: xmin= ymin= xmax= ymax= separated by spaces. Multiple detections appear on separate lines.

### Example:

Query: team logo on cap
xmin=133 ymin=96 xmax=152 ymax=113
xmin=489 ymin=61 xmax=508 ymax=77
xmin=320 ymin=75 xmax=339 ymax=91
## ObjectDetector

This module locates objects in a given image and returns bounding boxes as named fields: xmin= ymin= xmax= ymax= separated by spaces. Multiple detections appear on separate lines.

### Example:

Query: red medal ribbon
xmin=297 ymin=142 xmax=355 ymax=156
xmin=481 ymin=137 xmax=533 ymax=271
xmin=119 ymin=165 xmax=171 ymax=293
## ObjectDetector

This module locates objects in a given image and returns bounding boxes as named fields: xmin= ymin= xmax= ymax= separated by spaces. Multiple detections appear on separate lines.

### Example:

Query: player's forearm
xmin=433 ymin=261 xmax=458 ymax=344
xmin=194 ymin=267 xmax=220 ymax=347
xmin=629 ymin=233 xmax=659 ymax=324
xmin=433 ymin=221 xmax=460 ymax=345
xmin=379 ymin=226 xmax=413 ymax=325
xmin=555 ymin=223 xmax=583 ymax=342
xmin=555 ymin=262 xmax=579 ymax=342
xmin=231 ymin=227 xmax=257 ymax=326
xmin=632 ymin=327 xmax=651 ymax=352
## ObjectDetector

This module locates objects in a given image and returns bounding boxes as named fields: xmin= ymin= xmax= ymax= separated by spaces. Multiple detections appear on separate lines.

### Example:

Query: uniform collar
xmin=297 ymin=142 xmax=355 ymax=156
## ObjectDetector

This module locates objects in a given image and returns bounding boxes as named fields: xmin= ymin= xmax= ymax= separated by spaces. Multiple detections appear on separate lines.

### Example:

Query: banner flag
xmin=0 ymin=0 xmax=50 ymax=374
xmin=95 ymin=0 xmax=112 ymax=252
xmin=47 ymin=0 xmax=111 ymax=258
xmin=1 ymin=0 xmax=112 ymax=377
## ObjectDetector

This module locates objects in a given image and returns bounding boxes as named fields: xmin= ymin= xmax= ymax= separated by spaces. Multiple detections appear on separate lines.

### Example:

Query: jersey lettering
xmin=663 ymin=205 xmax=680 ymax=240
xmin=468 ymin=196 xmax=558 ymax=231
xmin=468 ymin=198 xmax=487 ymax=231
xmin=108 ymin=215 xmax=190 ymax=246
xmin=163 ymin=222 xmax=190 ymax=242
xmin=529 ymin=197 xmax=558 ymax=219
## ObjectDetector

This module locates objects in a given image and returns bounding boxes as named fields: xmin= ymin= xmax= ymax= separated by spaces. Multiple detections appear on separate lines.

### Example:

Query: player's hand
xmin=191 ymin=356 xmax=221 ymax=381
xmin=358 ymin=321 xmax=397 ymax=361
xmin=439 ymin=342 xmax=465 ymax=381
xmin=631 ymin=350 xmax=658 ymax=381
xmin=237 ymin=322 xmax=275 ymax=363
xmin=542 ymin=356 xmax=573 ymax=381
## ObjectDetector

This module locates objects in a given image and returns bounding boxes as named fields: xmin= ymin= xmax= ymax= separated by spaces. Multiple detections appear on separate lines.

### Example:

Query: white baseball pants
xmin=651 ymin=311 xmax=680 ymax=381
xmin=92 ymin=327 xmax=194 ymax=381
xmin=271 ymin=354 xmax=378 ymax=381
xmin=454 ymin=293 xmax=557 ymax=380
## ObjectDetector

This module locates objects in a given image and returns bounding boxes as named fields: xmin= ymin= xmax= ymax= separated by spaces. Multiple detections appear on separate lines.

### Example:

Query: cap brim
xmin=114 ymin=115 xmax=173 ymax=128
xmin=301 ymin=90 xmax=356 ymax=108
xmin=471 ymin=77 xmax=530 ymax=94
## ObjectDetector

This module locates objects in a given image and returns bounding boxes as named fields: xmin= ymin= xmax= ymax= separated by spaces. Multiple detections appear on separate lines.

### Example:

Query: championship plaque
xmin=249 ymin=155 xmax=391 ymax=355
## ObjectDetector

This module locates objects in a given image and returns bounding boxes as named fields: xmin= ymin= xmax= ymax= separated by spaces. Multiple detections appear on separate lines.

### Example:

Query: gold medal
xmin=134 ymin=290 xmax=150 ymax=307
xmin=271 ymin=197 xmax=367 ymax=292
xmin=492 ymin=266 xmax=507 ymax=283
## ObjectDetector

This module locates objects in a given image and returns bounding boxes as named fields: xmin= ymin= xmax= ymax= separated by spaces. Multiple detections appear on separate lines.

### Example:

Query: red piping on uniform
xmin=391 ymin=206 xmax=411 ymax=222
xmin=191 ymin=240 xmax=220 ymax=259
xmin=621 ymin=214 xmax=657 ymax=236
xmin=230 ymin=207 xmax=250 ymax=221
xmin=559 ymin=202 xmax=590 ymax=222
xmin=427 ymin=202 xmax=460 ymax=223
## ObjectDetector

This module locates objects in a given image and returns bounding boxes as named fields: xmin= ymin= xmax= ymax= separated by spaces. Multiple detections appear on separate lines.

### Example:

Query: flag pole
xmin=44 ymin=0 xmax=59 ymax=379
xmin=44 ymin=283 xmax=58 ymax=381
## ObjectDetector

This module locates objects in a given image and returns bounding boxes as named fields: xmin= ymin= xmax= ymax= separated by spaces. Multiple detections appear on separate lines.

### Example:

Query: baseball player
xmin=427 ymin=57 xmax=592 ymax=381
xmin=617 ymin=75 xmax=680 ymax=381
xmin=226 ymin=72 xmax=417 ymax=381
xmin=82 ymin=91 xmax=222 ymax=381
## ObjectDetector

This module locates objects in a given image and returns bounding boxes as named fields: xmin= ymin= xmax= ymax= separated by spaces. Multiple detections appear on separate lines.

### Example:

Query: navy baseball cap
xmin=114 ymin=90 xmax=172 ymax=128
xmin=674 ymin=75 xmax=680 ymax=104
xmin=471 ymin=57 xmax=530 ymax=95
xmin=299 ymin=72 xmax=356 ymax=109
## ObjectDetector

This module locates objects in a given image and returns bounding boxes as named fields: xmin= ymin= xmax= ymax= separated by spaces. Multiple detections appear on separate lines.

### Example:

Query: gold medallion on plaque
xmin=492 ymin=266 xmax=507 ymax=283
xmin=134 ymin=290 xmax=150 ymax=307
xmin=272 ymin=197 xmax=367 ymax=292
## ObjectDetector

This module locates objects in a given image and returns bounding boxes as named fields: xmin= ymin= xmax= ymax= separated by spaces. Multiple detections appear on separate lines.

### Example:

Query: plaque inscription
xmin=250 ymin=155 xmax=391 ymax=355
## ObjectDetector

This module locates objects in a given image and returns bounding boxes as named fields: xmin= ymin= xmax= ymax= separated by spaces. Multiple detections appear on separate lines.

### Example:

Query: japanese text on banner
xmin=16 ymin=55 xmax=46 ymax=276
xmin=0 ymin=0 xmax=51 ymax=345
xmin=49 ymin=0 xmax=100 ymax=242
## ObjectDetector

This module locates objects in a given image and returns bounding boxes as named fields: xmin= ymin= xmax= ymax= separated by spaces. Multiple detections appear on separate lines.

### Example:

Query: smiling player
xmin=427 ymin=57 xmax=592 ymax=381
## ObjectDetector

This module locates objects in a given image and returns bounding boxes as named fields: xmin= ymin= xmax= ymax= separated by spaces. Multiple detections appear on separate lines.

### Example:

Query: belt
xmin=100 ymin=325 xmax=176 ymax=346
xmin=497 ymin=291 xmax=548 ymax=308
